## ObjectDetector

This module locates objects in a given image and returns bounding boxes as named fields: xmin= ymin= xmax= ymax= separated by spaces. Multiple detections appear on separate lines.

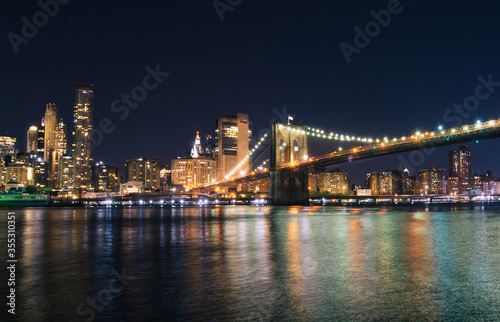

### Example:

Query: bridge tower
xmin=270 ymin=123 xmax=309 ymax=205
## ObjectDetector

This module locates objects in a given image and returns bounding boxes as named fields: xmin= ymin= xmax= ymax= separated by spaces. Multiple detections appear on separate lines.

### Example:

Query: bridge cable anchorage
xmin=224 ymin=131 xmax=270 ymax=181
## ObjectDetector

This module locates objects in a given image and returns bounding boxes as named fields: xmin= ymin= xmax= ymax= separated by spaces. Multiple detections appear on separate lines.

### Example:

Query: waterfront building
xmin=309 ymin=170 xmax=351 ymax=195
xmin=367 ymin=170 xmax=402 ymax=195
xmin=447 ymin=176 xmax=460 ymax=195
xmin=120 ymin=181 xmax=145 ymax=195
xmin=172 ymin=156 xmax=216 ymax=190
xmin=72 ymin=83 xmax=94 ymax=189
xmin=172 ymin=132 xmax=217 ymax=189
xmin=59 ymin=155 xmax=74 ymax=190
xmin=93 ymin=162 xmax=120 ymax=192
xmin=125 ymin=158 xmax=161 ymax=191
xmin=0 ymin=134 xmax=16 ymax=162
xmin=4 ymin=164 xmax=34 ymax=187
xmin=449 ymin=145 xmax=471 ymax=193
xmin=402 ymin=167 xmax=417 ymax=194
xmin=418 ymin=168 xmax=445 ymax=195
xmin=215 ymin=113 xmax=252 ymax=180
xmin=160 ymin=166 xmax=172 ymax=189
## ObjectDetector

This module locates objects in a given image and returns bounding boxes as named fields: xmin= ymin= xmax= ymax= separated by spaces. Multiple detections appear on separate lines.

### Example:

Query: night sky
xmin=2 ymin=0 xmax=500 ymax=184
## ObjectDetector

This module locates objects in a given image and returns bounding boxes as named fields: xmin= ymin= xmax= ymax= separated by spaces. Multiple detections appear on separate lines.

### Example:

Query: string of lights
xmin=223 ymin=131 xmax=270 ymax=180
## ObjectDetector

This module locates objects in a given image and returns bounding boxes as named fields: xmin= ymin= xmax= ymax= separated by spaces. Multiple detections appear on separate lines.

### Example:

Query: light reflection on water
xmin=1 ymin=205 xmax=500 ymax=321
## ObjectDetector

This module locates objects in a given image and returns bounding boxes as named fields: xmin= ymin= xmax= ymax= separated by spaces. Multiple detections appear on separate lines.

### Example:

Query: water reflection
xmin=0 ymin=205 xmax=500 ymax=320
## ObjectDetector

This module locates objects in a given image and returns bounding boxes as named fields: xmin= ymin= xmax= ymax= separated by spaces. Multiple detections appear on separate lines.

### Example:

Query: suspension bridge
xmin=195 ymin=118 xmax=500 ymax=205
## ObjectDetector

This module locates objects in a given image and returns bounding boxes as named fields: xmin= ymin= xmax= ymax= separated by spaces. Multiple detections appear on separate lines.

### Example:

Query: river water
xmin=1 ymin=205 xmax=500 ymax=321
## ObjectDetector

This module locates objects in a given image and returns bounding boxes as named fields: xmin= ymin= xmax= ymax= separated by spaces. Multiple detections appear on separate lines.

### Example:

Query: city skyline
xmin=2 ymin=1 xmax=500 ymax=185
xmin=4 ymin=102 xmax=500 ymax=190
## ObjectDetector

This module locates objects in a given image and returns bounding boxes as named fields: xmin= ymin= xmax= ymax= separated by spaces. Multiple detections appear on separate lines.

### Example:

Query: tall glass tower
xmin=72 ymin=83 xmax=94 ymax=189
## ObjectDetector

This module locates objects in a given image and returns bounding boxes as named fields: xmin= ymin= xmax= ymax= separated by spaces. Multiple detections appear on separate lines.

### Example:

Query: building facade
xmin=171 ymin=156 xmax=216 ymax=190
xmin=93 ymin=163 xmax=120 ymax=192
xmin=72 ymin=83 xmax=94 ymax=189
xmin=27 ymin=126 xmax=38 ymax=153
xmin=309 ymin=171 xmax=351 ymax=195
xmin=43 ymin=103 xmax=67 ymax=188
xmin=125 ymin=158 xmax=161 ymax=191
xmin=449 ymin=145 xmax=471 ymax=193
xmin=367 ymin=170 xmax=402 ymax=195
xmin=0 ymin=135 xmax=16 ymax=162
xmin=418 ymin=168 xmax=445 ymax=195
xmin=215 ymin=113 xmax=252 ymax=180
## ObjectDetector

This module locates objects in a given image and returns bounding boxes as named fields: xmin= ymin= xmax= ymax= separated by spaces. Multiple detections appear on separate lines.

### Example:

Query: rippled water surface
xmin=1 ymin=205 xmax=500 ymax=321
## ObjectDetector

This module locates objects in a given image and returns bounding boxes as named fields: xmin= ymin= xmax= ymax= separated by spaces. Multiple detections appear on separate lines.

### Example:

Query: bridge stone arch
xmin=271 ymin=124 xmax=308 ymax=167
xmin=270 ymin=123 xmax=309 ymax=205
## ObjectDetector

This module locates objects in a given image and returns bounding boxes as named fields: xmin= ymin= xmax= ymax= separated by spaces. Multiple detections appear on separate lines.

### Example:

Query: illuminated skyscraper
xmin=0 ymin=134 xmax=16 ymax=162
xmin=27 ymin=126 xmax=38 ymax=153
xmin=449 ymin=145 xmax=471 ymax=193
xmin=44 ymin=103 xmax=58 ymax=161
xmin=215 ymin=113 xmax=252 ymax=180
xmin=43 ymin=103 xmax=67 ymax=188
xmin=37 ymin=118 xmax=45 ymax=155
xmin=72 ymin=83 xmax=94 ymax=189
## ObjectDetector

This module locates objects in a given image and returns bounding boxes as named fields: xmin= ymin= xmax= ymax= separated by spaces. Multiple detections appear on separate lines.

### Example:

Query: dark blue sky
xmin=1 ymin=0 xmax=500 ymax=184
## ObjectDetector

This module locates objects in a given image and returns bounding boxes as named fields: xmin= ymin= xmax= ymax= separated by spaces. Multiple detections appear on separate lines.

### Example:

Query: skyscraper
xmin=44 ymin=103 xmax=58 ymax=162
xmin=27 ymin=126 xmax=38 ymax=153
xmin=43 ymin=103 xmax=67 ymax=188
xmin=72 ymin=83 xmax=94 ymax=189
xmin=215 ymin=113 xmax=252 ymax=180
xmin=449 ymin=145 xmax=471 ymax=193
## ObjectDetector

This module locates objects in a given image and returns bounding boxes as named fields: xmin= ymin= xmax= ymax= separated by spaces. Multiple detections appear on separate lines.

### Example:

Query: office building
xmin=215 ymin=113 xmax=252 ymax=180
xmin=367 ymin=170 xmax=402 ymax=195
xmin=93 ymin=162 xmax=121 ymax=192
xmin=125 ymin=158 xmax=161 ymax=191
xmin=204 ymin=134 xmax=216 ymax=157
xmin=418 ymin=168 xmax=445 ymax=195
xmin=171 ymin=156 xmax=216 ymax=190
xmin=309 ymin=170 xmax=351 ymax=195
xmin=449 ymin=145 xmax=471 ymax=193
xmin=44 ymin=103 xmax=67 ymax=188
xmin=447 ymin=177 xmax=460 ymax=195
xmin=72 ymin=83 xmax=94 ymax=189
xmin=0 ymin=134 xmax=16 ymax=162
xmin=4 ymin=164 xmax=34 ymax=187
xmin=402 ymin=167 xmax=417 ymax=194
xmin=59 ymin=155 xmax=74 ymax=190
xmin=27 ymin=126 xmax=38 ymax=153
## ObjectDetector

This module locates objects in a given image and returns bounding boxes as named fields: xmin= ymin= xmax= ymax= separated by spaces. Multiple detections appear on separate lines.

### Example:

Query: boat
xmin=0 ymin=193 xmax=49 ymax=207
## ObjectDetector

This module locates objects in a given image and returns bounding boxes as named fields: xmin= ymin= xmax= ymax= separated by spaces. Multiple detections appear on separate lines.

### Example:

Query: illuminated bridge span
xmin=201 ymin=119 xmax=500 ymax=205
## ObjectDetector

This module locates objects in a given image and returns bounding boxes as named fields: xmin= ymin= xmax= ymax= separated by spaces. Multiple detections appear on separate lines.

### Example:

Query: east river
xmin=1 ymin=205 xmax=500 ymax=321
